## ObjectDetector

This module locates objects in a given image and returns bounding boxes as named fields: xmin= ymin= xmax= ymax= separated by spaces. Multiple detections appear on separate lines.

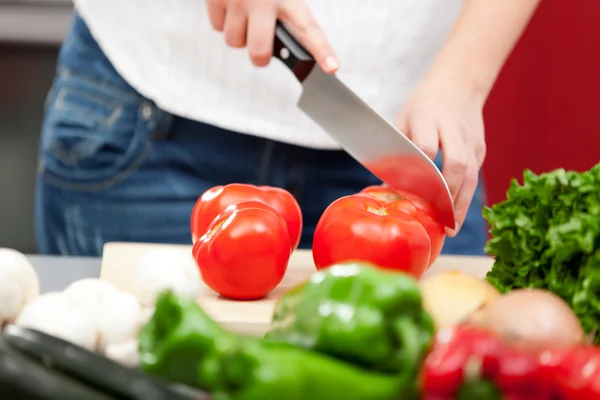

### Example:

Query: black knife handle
xmin=273 ymin=22 xmax=316 ymax=82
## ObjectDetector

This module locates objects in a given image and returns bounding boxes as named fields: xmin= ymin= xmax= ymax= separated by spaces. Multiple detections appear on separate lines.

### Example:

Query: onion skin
xmin=419 ymin=271 xmax=502 ymax=330
xmin=468 ymin=288 xmax=585 ymax=353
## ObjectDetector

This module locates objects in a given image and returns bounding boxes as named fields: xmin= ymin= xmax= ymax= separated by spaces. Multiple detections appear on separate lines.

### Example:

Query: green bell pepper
xmin=265 ymin=262 xmax=435 ymax=379
xmin=139 ymin=291 xmax=403 ymax=400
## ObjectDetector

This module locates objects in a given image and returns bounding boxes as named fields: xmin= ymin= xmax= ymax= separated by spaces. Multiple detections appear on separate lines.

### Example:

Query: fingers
xmin=206 ymin=0 xmax=226 ymax=31
xmin=206 ymin=0 xmax=338 ymax=72
xmin=439 ymin=126 xmax=484 ymax=236
xmin=440 ymin=128 xmax=469 ymax=203
xmin=279 ymin=1 xmax=338 ymax=73
xmin=445 ymin=161 xmax=479 ymax=237
xmin=247 ymin=7 xmax=277 ymax=67
xmin=223 ymin=1 xmax=248 ymax=48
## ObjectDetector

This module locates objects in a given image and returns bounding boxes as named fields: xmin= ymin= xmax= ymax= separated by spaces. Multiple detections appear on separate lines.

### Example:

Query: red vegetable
xmin=362 ymin=154 xmax=447 ymax=222
xmin=422 ymin=325 xmax=557 ymax=400
xmin=495 ymin=348 xmax=551 ymax=399
xmin=190 ymin=184 xmax=302 ymax=250
xmin=541 ymin=346 xmax=600 ymax=400
xmin=360 ymin=186 xmax=445 ymax=266
xmin=312 ymin=194 xmax=431 ymax=277
xmin=421 ymin=326 xmax=503 ymax=397
xmin=192 ymin=201 xmax=291 ymax=300
xmin=359 ymin=185 xmax=406 ymax=204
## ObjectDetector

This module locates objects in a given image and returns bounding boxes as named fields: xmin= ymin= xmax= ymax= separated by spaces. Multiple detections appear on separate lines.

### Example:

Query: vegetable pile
xmin=483 ymin=163 xmax=600 ymax=342
xmin=4 ymin=161 xmax=600 ymax=398
xmin=139 ymin=263 xmax=600 ymax=400
xmin=140 ymin=263 xmax=434 ymax=400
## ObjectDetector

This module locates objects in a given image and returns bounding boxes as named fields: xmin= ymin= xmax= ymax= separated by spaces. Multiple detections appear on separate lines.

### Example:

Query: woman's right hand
xmin=206 ymin=0 xmax=339 ymax=73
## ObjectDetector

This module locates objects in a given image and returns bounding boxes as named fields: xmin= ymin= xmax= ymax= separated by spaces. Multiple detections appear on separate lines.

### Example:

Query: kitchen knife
xmin=273 ymin=23 xmax=455 ymax=229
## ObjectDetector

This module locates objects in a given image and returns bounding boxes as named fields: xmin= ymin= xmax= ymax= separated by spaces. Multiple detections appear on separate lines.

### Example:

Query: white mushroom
xmin=63 ymin=278 xmax=119 ymax=312
xmin=96 ymin=291 xmax=142 ymax=350
xmin=104 ymin=338 xmax=140 ymax=367
xmin=63 ymin=278 xmax=143 ymax=351
xmin=132 ymin=248 xmax=201 ymax=307
xmin=15 ymin=292 xmax=97 ymax=350
xmin=0 ymin=248 xmax=40 ymax=325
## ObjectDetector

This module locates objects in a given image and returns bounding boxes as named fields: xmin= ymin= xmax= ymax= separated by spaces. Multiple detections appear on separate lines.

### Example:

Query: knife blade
xmin=273 ymin=23 xmax=455 ymax=229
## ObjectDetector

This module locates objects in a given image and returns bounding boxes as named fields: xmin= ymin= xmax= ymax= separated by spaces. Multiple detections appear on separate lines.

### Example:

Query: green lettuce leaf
xmin=484 ymin=163 xmax=600 ymax=342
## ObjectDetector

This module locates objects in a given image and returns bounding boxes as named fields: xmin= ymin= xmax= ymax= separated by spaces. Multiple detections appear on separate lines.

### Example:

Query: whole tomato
xmin=360 ymin=186 xmax=445 ymax=266
xmin=312 ymin=194 xmax=431 ymax=278
xmin=362 ymin=153 xmax=453 ymax=228
xmin=360 ymin=185 xmax=405 ymax=203
xmin=193 ymin=201 xmax=291 ymax=300
xmin=191 ymin=184 xmax=302 ymax=250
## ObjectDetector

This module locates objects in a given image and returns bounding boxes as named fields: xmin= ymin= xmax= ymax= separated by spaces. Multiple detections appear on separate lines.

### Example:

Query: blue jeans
xmin=35 ymin=13 xmax=488 ymax=257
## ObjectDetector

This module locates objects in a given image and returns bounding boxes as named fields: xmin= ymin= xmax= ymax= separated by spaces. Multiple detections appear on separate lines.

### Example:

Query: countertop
xmin=27 ymin=255 xmax=101 ymax=293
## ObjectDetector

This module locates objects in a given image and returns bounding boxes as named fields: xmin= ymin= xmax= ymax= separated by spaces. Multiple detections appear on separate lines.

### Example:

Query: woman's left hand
xmin=395 ymin=76 xmax=487 ymax=237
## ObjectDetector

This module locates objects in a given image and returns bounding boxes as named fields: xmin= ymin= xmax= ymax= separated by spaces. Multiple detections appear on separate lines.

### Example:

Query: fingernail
xmin=324 ymin=56 xmax=338 ymax=73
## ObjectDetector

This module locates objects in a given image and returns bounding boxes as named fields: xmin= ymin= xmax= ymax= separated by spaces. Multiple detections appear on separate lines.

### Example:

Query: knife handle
xmin=273 ymin=22 xmax=316 ymax=82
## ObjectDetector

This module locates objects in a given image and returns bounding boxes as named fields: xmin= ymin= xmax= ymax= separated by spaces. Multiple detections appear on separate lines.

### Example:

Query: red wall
xmin=482 ymin=0 xmax=600 ymax=206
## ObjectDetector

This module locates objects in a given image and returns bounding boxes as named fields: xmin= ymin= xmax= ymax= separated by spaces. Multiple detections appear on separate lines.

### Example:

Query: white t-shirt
xmin=73 ymin=0 xmax=462 ymax=149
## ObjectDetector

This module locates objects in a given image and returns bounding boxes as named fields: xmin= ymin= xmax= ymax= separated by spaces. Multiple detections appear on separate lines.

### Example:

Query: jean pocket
xmin=40 ymin=75 xmax=151 ymax=191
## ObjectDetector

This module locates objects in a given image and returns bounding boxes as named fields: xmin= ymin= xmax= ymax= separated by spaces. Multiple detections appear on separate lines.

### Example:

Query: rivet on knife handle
xmin=273 ymin=22 xmax=316 ymax=82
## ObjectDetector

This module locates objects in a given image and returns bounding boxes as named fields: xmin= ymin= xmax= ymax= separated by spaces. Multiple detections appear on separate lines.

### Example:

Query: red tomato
xmin=360 ymin=186 xmax=445 ymax=266
xmin=387 ymin=199 xmax=445 ymax=266
xmin=312 ymin=194 xmax=431 ymax=278
xmin=360 ymin=185 xmax=406 ymax=203
xmin=362 ymin=154 xmax=453 ymax=227
xmin=192 ymin=201 xmax=291 ymax=300
xmin=190 ymin=184 xmax=302 ymax=250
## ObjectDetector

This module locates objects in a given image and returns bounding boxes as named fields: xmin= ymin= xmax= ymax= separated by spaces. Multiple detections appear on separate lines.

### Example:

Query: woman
xmin=35 ymin=0 xmax=540 ymax=257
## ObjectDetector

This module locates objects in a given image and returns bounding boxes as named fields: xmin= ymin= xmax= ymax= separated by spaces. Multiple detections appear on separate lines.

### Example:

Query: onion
xmin=468 ymin=288 xmax=584 ymax=352
xmin=419 ymin=271 xmax=501 ymax=329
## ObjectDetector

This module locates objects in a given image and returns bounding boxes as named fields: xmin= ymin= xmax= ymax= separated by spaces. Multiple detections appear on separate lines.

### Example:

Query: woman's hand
xmin=206 ymin=0 xmax=339 ymax=73
xmin=395 ymin=76 xmax=487 ymax=237
xmin=396 ymin=0 xmax=540 ymax=236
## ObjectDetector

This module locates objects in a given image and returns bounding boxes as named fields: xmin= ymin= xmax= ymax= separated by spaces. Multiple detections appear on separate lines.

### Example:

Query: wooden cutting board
xmin=100 ymin=242 xmax=494 ymax=335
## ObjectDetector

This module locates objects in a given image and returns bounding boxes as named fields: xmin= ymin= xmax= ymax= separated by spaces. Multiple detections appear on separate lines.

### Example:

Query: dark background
xmin=0 ymin=0 xmax=69 ymax=253
xmin=1 ymin=0 xmax=599 ymax=253
xmin=0 ymin=43 xmax=58 ymax=253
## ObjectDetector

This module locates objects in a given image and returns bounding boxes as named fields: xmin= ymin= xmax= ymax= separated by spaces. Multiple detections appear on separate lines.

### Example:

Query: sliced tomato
xmin=192 ymin=201 xmax=291 ymax=300
xmin=312 ymin=194 xmax=431 ymax=278
xmin=190 ymin=183 xmax=302 ymax=250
